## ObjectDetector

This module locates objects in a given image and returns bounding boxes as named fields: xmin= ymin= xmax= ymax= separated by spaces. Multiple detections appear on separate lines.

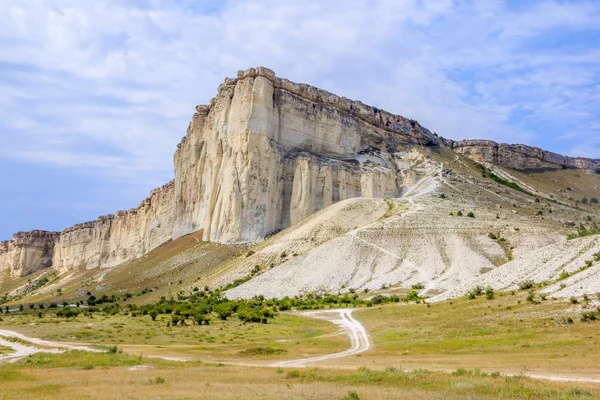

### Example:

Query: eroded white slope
xmin=226 ymin=194 xmax=561 ymax=299
xmin=432 ymin=235 xmax=600 ymax=301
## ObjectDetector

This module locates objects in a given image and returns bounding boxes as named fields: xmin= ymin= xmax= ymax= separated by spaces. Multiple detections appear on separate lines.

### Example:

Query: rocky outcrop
xmin=0 ymin=231 xmax=59 ymax=277
xmin=45 ymin=67 xmax=438 ymax=272
xmin=172 ymin=67 xmax=437 ymax=243
xmin=449 ymin=139 xmax=600 ymax=173
xmin=52 ymin=181 xmax=175 ymax=273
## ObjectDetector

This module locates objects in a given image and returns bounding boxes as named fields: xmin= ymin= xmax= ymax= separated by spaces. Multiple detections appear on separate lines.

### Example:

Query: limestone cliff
xmin=52 ymin=181 xmax=175 ymax=273
xmin=3 ymin=67 xmax=599 ymax=277
xmin=449 ymin=139 xmax=600 ymax=173
xmin=0 ymin=231 xmax=59 ymax=277
xmin=172 ymin=67 xmax=438 ymax=243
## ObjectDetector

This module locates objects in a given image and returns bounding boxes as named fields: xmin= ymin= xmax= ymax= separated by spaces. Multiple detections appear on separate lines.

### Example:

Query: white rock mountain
xmin=1 ymin=67 xmax=598 ymax=278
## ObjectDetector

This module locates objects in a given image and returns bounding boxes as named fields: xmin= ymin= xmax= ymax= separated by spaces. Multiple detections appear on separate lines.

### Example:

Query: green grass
xmin=17 ymin=350 xmax=141 ymax=369
xmin=0 ymin=345 xmax=14 ymax=356
xmin=0 ymin=309 xmax=345 ymax=361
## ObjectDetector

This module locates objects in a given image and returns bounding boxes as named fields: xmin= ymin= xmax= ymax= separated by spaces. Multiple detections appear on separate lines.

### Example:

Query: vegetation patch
xmin=17 ymin=351 xmax=140 ymax=369
xmin=477 ymin=164 xmax=533 ymax=196
xmin=567 ymin=223 xmax=600 ymax=240
xmin=237 ymin=347 xmax=288 ymax=357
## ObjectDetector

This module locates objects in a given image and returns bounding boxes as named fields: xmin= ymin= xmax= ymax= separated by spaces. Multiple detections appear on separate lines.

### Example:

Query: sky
xmin=1 ymin=0 xmax=600 ymax=240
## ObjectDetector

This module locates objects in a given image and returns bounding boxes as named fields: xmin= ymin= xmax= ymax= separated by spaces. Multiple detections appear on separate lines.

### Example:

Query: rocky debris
xmin=451 ymin=139 xmax=600 ymax=173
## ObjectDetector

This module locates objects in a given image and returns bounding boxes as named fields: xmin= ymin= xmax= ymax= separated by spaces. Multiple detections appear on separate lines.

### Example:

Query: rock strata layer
xmin=0 ymin=231 xmax=59 ymax=277
xmin=2 ymin=67 xmax=599 ymax=277
xmin=449 ymin=139 xmax=600 ymax=173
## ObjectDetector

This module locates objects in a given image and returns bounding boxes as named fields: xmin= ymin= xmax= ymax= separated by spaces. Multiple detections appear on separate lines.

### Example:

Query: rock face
xmin=52 ymin=181 xmax=175 ymax=273
xmin=3 ymin=67 xmax=599 ymax=276
xmin=172 ymin=67 xmax=438 ymax=243
xmin=449 ymin=139 xmax=600 ymax=173
xmin=0 ymin=231 xmax=59 ymax=277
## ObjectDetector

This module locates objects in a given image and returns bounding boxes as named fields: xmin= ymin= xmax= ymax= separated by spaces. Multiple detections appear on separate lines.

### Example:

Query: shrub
xmin=457 ymin=210 xmax=463 ymax=217
xmin=518 ymin=280 xmax=535 ymax=290
xmin=341 ymin=392 xmax=360 ymax=400
xmin=107 ymin=345 xmax=121 ymax=354
xmin=488 ymin=232 xmax=498 ymax=240
xmin=411 ymin=283 xmax=425 ymax=290
xmin=404 ymin=290 xmax=422 ymax=302
xmin=56 ymin=308 xmax=80 ymax=318
xmin=581 ymin=312 xmax=597 ymax=323
xmin=152 ymin=376 xmax=166 ymax=384
xmin=286 ymin=370 xmax=301 ymax=379
xmin=467 ymin=212 xmax=475 ymax=218
xmin=485 ymin=287 xmax=495 ymax=300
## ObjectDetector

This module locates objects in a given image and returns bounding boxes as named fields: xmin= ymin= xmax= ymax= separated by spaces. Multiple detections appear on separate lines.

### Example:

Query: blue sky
xmin=1 ymin=0 xmax=599 ymax=240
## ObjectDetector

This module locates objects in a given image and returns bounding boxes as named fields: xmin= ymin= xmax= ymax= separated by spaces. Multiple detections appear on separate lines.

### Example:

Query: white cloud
xmin=0 ymin=0 xmax=599 ymax=183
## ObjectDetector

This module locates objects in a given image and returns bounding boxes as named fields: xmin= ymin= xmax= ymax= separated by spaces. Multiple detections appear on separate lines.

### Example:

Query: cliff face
xmin=52 ymin=181 xmax=175 ymax=273
xmin=0 ymin=231 xmax=59 ymax=277
xmin=450 ymin=140 xmax=600 ymax=173
xmin=4 ymin=67 xmax=599 ymax=277
xmin=46 ymin=67 xmax=438 ymax=272
xmin=172 ymin=67 xmax=437 ymax=243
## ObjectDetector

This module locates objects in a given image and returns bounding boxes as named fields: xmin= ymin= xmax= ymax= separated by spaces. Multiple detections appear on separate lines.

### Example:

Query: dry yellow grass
xmin=1 ymin=351 xmax=599 ymax=400
xmin=347 ymin=292 xmax=600 ymax=380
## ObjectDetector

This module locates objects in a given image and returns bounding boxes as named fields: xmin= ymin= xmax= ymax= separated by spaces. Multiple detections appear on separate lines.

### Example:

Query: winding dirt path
xmin=0 ymin=337 xmax=62 ymax=363
xmin=272 ymin=309 xmax=370 ymax=368
xmin=0 ymin=329 xmax=100 ymax=363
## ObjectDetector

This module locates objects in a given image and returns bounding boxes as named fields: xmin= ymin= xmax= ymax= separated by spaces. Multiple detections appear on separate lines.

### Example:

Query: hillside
xmin=1 ymin=67 xmax=599 ymax=305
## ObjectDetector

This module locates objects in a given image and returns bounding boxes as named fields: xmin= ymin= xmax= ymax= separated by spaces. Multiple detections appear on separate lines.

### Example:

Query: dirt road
xmin=0 ymin=328 xmax=100 ymax=363
xmin=273 ymin=309 xmax=370 ymax=367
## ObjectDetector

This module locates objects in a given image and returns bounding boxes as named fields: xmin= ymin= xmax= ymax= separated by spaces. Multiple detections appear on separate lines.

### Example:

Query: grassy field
xmin=0 ymin=310 xmax=347 ymax=363
xmin=351 ymin=291 xmax=600 ymax=379
xmin=0 ymin=350 xmax=599 ymax=400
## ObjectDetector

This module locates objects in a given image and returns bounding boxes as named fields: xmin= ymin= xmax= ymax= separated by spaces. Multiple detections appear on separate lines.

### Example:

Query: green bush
xmin=581 ymin=312 xmax=597 ymax=323
xmin=518 ymin=280 xmax=535 ymax=290
xmin=56 ymin=308 xmax=80 ymax=318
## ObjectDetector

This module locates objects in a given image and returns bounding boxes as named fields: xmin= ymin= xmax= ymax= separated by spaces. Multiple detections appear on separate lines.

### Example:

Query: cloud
xmin=0 ymin=1 xmax=598 ymax=211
